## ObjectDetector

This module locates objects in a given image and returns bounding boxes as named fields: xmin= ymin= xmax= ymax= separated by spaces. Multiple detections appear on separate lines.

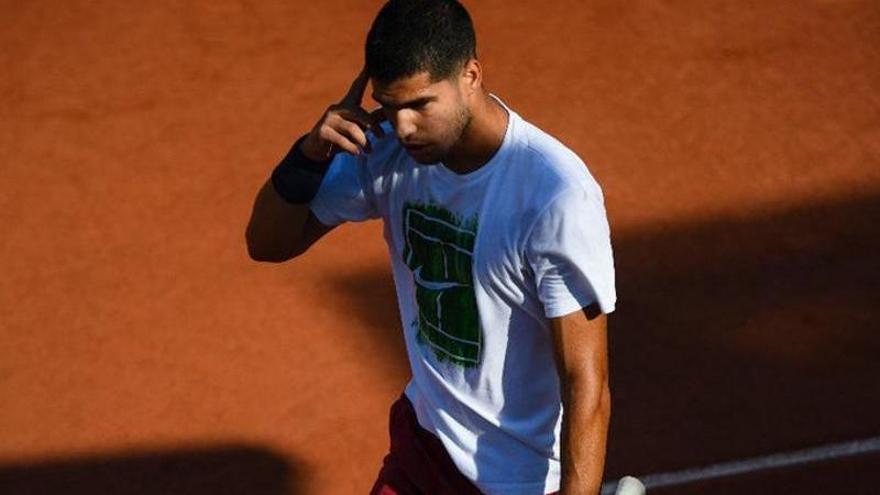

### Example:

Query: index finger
xmin=340 ymin=65 xmax=369 ymax=106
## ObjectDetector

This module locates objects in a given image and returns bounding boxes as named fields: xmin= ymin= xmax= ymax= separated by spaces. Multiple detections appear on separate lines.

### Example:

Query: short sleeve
xmin=525 ymin=182 xmax=617 ymax=318
xmin=309 ymin=151 xmax=380 ymax=226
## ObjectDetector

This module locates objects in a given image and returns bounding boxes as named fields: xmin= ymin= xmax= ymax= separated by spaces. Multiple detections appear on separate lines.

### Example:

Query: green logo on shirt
xmin=402 ymin=202 xmax=481 ymax=368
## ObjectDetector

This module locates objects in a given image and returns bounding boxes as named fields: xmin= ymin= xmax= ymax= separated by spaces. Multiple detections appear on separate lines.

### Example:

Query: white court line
xmin=599 ymin=435 xmax=880 ymax=494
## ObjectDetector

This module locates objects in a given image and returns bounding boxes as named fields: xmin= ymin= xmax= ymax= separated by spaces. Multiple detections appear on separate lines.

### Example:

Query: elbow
xmin=598 ymin=381 xmax=611 ymax=418
xmin=245 ymin=229 xmax=300 ymax=263
xmin=561 ymin=371 xmax=611 ymax=417
xmin=246 ymin=243 xmax=281 ymax=263
xmin=247 ymin=246 xmax=289 ymax=263
xmin=579 ymin=381 xmax=611 ymax=424
xmin=246 ymin=243 xmax=302 ymax=263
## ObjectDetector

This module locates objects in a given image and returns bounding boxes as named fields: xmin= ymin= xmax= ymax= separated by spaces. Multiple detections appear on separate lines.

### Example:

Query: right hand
xmin=300 ymin=66 xmax=387 ymax=161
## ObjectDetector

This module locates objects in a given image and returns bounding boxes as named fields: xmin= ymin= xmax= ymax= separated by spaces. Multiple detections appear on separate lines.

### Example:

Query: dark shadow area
xmin=326 ymin=191 xmax=880 ymax=491
xmin=322 ymin=262 xmax=413 ymax=383
xmin=652 ymin=451 xmax=880 ymax=495
xmin=606 ymin=192 xmax=880 ymax=478
xmin=0 ymin=444 xmax=302 ymax=495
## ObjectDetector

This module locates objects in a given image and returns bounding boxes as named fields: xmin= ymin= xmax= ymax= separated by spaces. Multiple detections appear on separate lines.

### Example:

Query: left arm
xmin=551 ymin=303 xmax=611 ymax=495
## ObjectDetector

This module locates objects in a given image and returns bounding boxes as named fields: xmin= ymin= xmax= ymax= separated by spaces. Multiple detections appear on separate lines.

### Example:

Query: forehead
xmin=371 ymin=72 xmax=452 ymax=104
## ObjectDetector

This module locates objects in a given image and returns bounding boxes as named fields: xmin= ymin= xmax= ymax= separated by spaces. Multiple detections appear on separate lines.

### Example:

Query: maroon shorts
xmin=369 ymin=393 xmax=484 ymax=495
xmin=369 ymin=393 xmax=559 ymax=495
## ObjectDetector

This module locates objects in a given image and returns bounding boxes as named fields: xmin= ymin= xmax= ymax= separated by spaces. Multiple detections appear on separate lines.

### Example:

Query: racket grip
xmin=615 ymin=476 xmax=646 ymax=495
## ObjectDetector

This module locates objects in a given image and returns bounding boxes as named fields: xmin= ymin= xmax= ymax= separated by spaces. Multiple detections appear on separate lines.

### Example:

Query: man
xmin=245 ymin=1 xmax=616 ymax=493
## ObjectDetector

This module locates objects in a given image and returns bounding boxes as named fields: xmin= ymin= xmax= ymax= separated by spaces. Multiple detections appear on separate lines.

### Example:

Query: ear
xmin=459 ymin=58 xmax=481 ymax=95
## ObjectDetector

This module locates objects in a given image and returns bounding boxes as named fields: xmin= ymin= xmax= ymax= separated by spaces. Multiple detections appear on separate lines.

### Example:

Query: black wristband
xmin=270 ymin=134 xmax=333 ymax=204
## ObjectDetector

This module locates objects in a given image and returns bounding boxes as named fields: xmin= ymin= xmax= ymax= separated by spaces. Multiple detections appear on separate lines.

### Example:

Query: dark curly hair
xmin=365 ymin=0 xmax=477 ymax=85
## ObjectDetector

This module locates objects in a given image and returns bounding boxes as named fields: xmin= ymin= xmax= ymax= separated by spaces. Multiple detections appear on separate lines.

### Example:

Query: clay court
xmin=2 ymin=0 xmax=878 ymax=493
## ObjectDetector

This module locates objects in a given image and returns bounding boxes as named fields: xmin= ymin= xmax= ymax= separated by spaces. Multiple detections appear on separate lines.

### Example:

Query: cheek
xmin=437 ymin=107 xmax=464 ymax=134
xmin=418 ymin=104 xmax=461 ymax=142
xmin=422 ymin=114 xmax=447 ymax=138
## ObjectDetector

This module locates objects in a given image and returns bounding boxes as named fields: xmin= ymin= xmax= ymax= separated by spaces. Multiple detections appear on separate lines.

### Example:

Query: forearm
xmin=245 ymin=135 xmax=330 ymax=262
xmin=245 ymin=178 xmax=312 ymax=262
xmin=246 ymin=67 xmax=383 ymax=263
xmin=559 ymin=380 xmax=611 ymax=495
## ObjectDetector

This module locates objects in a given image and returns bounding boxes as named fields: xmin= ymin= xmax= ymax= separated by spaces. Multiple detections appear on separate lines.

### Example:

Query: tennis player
xmin=246 ymin=1 xmax=617 ymax=493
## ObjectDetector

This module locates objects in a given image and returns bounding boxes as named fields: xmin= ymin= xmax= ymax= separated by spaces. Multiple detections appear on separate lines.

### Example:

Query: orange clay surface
xmin=1 ymin=1 xmax=878 ymax=493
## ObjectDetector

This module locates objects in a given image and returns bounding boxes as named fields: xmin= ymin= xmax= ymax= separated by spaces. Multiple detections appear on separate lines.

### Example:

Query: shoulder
xmin=368 ymin=120 xmax=404 ymax=164
xmin=508 ymin=114 xmax=604 ymax=205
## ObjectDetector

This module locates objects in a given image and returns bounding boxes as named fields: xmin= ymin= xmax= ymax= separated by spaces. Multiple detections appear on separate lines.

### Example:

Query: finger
xmin=336 ymin=118 xmax=371 ymax=153
xmin=369 ymin=107 xmax=388 ymax=138
xmin=338 ymin=106 xmax=386 ymax=140
xmin=321 ymin=126 xmax=363 ymax=156
xmin=340 ymin=65 xmax=369 ymax=106
xmin=327 ymin=114 xmax=370 ymax=153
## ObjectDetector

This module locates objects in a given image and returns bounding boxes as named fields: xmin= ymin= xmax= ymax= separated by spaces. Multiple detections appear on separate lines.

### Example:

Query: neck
xmin=443 ymin=92 xmax=510 ymax=174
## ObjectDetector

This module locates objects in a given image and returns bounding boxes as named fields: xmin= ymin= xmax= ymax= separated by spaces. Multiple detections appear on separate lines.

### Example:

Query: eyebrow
xmin=371 ymin=94 xmax=436 ymax=109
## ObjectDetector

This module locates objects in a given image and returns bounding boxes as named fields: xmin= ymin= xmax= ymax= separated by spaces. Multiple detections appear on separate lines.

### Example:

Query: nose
xmin=391 ymin=109 xmax=418 ymax=142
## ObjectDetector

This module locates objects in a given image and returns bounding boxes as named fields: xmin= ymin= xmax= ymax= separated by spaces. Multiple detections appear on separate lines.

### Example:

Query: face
xmin=371 ymin=68 xmax=473 ymax=164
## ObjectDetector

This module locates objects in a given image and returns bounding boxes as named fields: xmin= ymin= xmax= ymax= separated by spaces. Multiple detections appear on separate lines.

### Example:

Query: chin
xmin=412 ymin=155 xmax=442 ymax=165
xmin=406 ymin=147 xmax=446 ymax=165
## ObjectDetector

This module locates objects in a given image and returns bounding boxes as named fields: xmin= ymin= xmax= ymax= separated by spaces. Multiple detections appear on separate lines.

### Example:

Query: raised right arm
xmin=245 ymin=67 xmax=385 ymax=263
xmin=245 ymin=175 xmax=335 ymax=263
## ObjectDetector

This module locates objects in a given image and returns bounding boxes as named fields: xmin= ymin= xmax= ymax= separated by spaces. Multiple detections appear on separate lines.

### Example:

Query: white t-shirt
xmin=310 ymin=95 xmax=616 ymax=495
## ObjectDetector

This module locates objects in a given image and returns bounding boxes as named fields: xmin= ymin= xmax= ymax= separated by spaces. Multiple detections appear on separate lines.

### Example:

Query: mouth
xmin=404 ymin=143 xmax=432 ymax=157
